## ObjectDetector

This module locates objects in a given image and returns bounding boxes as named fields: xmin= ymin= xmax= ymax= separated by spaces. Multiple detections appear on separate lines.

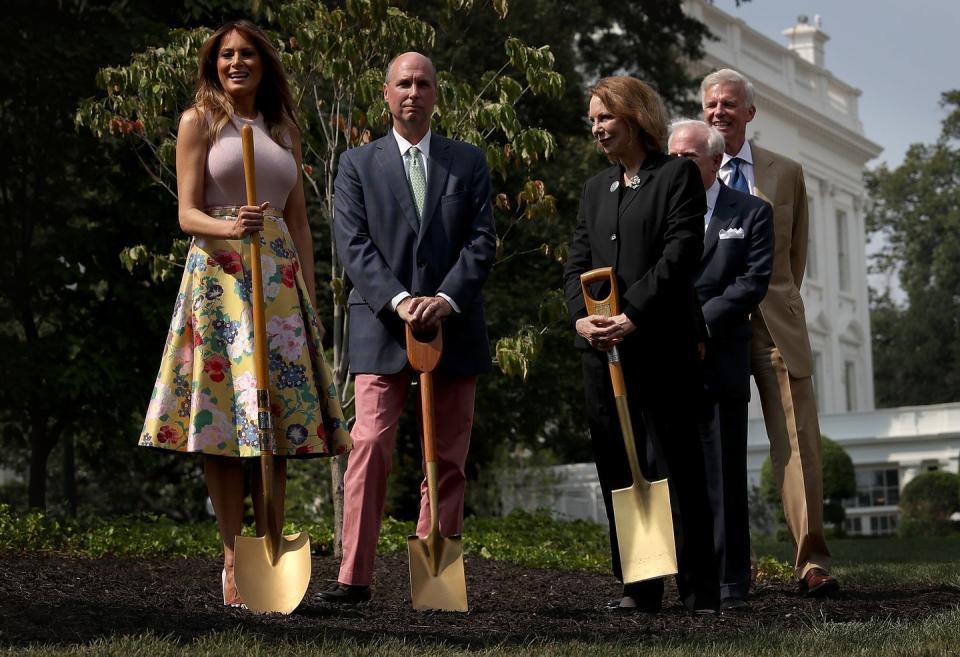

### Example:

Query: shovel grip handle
xmin=580 ymin=267 xmax=620 ymax=317
xmin=405 ymin=324 xmax=442 ymax=373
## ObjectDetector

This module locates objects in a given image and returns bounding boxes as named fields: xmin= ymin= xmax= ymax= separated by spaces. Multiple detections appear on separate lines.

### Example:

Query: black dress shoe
xmin=604 ymin=596 xmax=661 ymax=614
xmin=315 ymin=582 xmax=371 ymax=605
xmin=720 ymin=597 xmax=749 ymax=611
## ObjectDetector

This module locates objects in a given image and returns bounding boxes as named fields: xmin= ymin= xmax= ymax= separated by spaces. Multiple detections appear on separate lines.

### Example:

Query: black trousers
xmin=581 ymin=350 xmax=719 ymax=611
xmin=699 ymin=397 xmax=750 ymax=601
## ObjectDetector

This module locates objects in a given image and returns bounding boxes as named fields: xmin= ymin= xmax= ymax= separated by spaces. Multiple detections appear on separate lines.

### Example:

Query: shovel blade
xmin=234 ymin=531 xmax=312 ymax=614
xmin=407 ymin=534 xmax=468 ymax=612
xmin=612 ymin=478 xmax=678 ymax=583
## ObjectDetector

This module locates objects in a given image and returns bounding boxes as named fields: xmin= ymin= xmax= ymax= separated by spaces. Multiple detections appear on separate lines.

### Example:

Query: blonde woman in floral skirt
xmin=139 ymin=20 xmax=351 ymax=607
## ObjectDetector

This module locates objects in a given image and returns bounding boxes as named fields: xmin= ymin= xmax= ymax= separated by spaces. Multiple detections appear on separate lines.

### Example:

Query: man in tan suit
xmin=700 ymin=68 xmax=837 ymax=597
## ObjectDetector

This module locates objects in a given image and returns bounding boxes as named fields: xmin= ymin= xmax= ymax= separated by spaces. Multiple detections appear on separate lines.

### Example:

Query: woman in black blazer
xmin=563 ymin=77 xmax=718 ymax=613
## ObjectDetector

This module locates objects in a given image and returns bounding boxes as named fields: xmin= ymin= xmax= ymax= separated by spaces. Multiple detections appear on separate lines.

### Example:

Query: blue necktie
xmin=728 ymin=157 xmax=750 ymax=194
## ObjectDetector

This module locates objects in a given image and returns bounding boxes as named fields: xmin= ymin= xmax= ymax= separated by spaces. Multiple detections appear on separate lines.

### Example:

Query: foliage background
xmin=0 ymin=0 xmax=710 ymax=521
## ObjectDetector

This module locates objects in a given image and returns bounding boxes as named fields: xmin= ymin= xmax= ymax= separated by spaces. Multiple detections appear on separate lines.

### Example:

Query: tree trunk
xmin=330 ymin=454 xmax=348 ymax=558
xmin=63 ymin=434 xmax=77 ymax=516
xmin=328 ymin=194 xmax=352 ymax=559
xmin=28 ymin=428 xmax=54 ymax=510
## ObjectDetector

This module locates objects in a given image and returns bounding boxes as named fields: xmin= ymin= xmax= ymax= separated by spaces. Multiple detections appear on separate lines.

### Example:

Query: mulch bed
xmin=1 ymin=554 xmax=958 ymax=648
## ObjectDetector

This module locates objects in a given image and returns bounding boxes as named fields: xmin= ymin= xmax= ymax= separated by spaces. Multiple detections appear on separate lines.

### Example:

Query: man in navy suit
xmin=669 ymin=119 xmax=773 ymax=610
xmin=321 ymin=52 xmax=496 ymax=604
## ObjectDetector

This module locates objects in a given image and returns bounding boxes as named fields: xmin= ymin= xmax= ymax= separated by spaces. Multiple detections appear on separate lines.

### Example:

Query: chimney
xmin=782 ymin=14 xmax=829 ymax=67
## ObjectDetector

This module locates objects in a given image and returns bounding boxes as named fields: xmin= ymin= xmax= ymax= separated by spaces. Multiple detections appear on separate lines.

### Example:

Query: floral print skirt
xmin=139 ymin=210 xmax=352 ymax=458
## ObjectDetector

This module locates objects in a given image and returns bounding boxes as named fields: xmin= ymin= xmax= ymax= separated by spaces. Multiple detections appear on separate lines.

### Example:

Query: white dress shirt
xmin=392 ymin=127 xmax=430 ymax=185
xmin=719 ymin=141 xmax=756 ymax=195
xmin=388 ymin=129 xmax=460 ymax=314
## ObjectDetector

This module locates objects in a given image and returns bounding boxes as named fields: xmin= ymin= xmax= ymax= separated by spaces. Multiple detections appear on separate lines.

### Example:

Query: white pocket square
xmin=718 ymin=227 xmax=745 ymax=240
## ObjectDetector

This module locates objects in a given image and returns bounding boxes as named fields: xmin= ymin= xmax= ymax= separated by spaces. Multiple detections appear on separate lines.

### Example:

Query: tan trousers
xmin=751 ymin=317 xmax=831 ymax=578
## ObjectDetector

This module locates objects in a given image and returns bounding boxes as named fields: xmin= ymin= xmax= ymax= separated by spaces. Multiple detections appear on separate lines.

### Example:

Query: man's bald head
xmin=383 ymin=51 xmax=437 ymax=142
xmin=385 ymin=52 xmax=437 ymax=86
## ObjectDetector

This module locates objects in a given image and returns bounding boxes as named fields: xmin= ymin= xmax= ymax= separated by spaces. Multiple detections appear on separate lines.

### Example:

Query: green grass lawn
xmin=753 ymin=534 xmax=960 ymax=587
xmin=4 ymin=611 xmax=960 ymax=657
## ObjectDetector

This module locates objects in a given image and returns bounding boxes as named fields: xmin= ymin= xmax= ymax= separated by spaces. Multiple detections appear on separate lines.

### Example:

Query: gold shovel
xmin=233 ymin=124 xmax=312 ymax=614
xmin=580 ymin=267 xmax=678 ymax=583
xmin=405 ymin=324 xmax=468 ymax=612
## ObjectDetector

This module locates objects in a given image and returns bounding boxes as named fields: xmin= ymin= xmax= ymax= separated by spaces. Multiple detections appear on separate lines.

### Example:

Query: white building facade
xmin=502 ymin=2 xmax=960 ymax=536
xmin=683 ymin=0 xmax=882 ymax=418
xmin=507 ymin=403 xmax=960 ymax=536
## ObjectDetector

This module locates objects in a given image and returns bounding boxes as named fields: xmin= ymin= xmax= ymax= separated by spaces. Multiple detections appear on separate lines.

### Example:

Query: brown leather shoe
xmin=799 ymin=568 xmax=839 ymax=598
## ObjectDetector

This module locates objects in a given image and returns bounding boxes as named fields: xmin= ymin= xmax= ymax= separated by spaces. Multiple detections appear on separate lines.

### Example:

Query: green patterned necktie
xmin=406 ymin=146 xmax=426 ymax=220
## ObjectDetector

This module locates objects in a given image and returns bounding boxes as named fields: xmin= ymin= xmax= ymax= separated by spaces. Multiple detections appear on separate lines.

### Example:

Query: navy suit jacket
xmin=696 ymin=182 xmax=774 ymax=400
xmin=333 ymin=132 xmax=496 ymax=376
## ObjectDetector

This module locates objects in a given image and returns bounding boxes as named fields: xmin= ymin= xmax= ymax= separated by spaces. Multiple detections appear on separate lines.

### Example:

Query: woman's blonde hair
xmin=590 ymin=77 xmax=669 ymax=155
xmin=193 ymin=20 xmax=298 ymax=147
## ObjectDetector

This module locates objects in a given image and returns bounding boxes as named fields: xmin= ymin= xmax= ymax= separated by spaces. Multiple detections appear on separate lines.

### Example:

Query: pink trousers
xmin=338 ymin=370 xmax=476 ymax=586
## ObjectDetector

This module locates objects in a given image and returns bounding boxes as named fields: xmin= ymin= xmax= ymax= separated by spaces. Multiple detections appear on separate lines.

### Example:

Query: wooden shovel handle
xmin=241 ymin=126 xmax=269 ymax=400
xmin=405 ymin=325 xmax=442 ymax=464
xmin=580 ymin=268 xmax=644 ymax=484
xmin=579 ymin=267 xmax=620 ymax=317
xmin=419 ymin=371 xmax=437 ymax=463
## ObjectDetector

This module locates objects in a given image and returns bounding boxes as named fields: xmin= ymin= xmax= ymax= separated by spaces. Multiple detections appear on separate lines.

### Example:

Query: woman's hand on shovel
xmin=229 ymin=202 xmax=269 ymax=239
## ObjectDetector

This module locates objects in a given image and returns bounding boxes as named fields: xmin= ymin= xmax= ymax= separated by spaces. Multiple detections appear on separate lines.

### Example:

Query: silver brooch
xmin=625 ymin=174 xmax=643 ymax=189
xmin=609 ymin=180 xmax=619 ymax=192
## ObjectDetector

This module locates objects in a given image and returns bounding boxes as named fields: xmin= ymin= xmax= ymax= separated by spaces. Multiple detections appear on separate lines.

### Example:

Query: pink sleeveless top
xmin=204 ymin=113 xmax=298 ymax=211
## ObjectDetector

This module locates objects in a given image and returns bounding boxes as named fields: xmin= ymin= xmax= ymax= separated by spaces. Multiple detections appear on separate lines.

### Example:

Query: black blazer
xmin=563 ymin=152 xmax=706 ymax=393
xmin=333 ymin=133 xmax=496 ymax=376
xmin=695 ymin=182 xmax=774 ymax=399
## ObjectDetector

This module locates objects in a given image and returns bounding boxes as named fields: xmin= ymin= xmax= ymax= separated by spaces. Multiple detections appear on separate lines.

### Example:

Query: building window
xmin=844 ymin=467 xmax=899 ymax=508
xmin=843 ymin=516 xmax=862 ymax=535
xmin=807 ymin=195 xmax=817 ymax=279
xmin=869 ymin=514 xmax=898 ymax=536
xmin=844 ymin=513 xmax=897 ymax=536
xmin=843 ymin=360 xmax=857 ymax=411
xmin=837 ymin=209 xmax=850 ymax=291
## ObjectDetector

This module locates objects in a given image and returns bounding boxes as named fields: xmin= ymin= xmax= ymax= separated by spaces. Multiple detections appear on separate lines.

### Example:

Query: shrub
xmin=898 ymin=471 xmax=960 ymax=538
xmin=759 ymin=435 xmax=855 ymax=537
xmin=822 ymin=437 xmax=856 ymax=534
xmin=755 ymin=555 xmax=793 ymax=584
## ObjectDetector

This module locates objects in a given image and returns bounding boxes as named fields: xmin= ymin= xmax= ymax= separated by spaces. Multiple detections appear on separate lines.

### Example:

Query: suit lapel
xmin=418 ymin=135 xmax=451 ymax=244
xmin=750 ymin=142 xmax=778 ymax=206
xmin=703 ymin=184 xmax=735 ymax=262
xmin=374 ymin=136 xmax=420 ymax=234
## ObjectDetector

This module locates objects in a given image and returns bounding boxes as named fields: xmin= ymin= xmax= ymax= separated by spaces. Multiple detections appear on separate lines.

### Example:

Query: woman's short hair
xmin=193 ymin=20 xmax=298 ymax=146
xmin=590 ymin=76 xmax=669 ymax=154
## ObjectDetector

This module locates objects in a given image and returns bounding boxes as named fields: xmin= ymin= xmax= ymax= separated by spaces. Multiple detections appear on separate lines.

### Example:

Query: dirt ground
xmin=1 ymin=554 xmax=958 ymax=648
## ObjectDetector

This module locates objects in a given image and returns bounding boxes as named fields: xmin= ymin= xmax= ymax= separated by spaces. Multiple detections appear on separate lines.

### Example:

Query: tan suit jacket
xmin=751 ymin=142 xmax=814 ymax=378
